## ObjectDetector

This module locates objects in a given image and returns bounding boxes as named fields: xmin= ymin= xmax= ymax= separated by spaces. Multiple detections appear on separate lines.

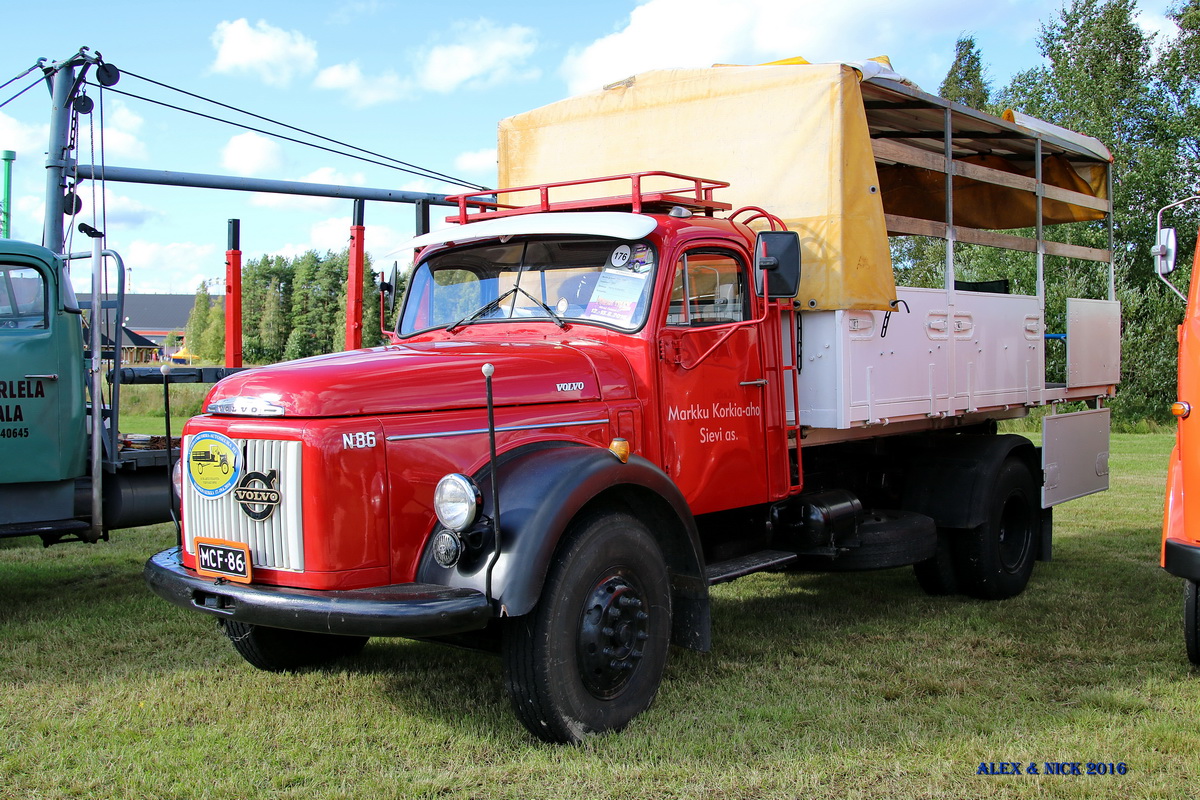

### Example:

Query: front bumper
xmin=1164 ymin=538 xmax=1200 ymax=583
xmin=144 ymin=547 xmax=492 ymax=638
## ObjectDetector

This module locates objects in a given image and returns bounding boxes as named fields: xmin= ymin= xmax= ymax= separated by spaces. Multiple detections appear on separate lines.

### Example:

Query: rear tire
xmin=502 ymin=511 xmax=672 ymax=744
xmin=221 ymin=620 xmax=368 ymax=672
xmin=1185 ymin=580 xmax=1200 ymax=666
xmin=956 ymin=458 xmax=1039 ymax=600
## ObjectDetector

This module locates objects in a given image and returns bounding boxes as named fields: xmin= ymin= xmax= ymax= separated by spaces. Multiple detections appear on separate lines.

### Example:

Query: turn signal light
xmin=1173 ymin=401 xmax=1192 ymax=419
xmin=608 ymin=438 xmax=630 ymax=463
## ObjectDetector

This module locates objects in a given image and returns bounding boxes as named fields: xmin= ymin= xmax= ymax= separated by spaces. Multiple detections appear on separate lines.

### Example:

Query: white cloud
xmin=221 ymin=132 xmax=284 ymax=176
xmin=10 ymin=194 xmax=45 ymax=243
xmin=1138 ymin=10 xmax=1179 ymax=60
xmin=275 ymin=217 xmax=409 ymax=263
xmin=210 ymin=18 xmax=319 ymax=87
xmin=328 ymin=1 xmax=385 ymax=26
xmin=68 ymin=240 xmax=221 ymax=295
xmin=314 ymin=61 xmax=411 ymax=107
xmin=0 ymin=112 xmax=48 ymax=155
xmin=454 ymin=148 xmax=497 ymax=175
xmin=77 ymin=99 xmax=147 ymax=161
xmin=416 ymin=20 xmax=539 ymax=93
xmin=560 ymin=0 xmax=1018 ymax=96
xmin=96 ymin=188 xmax=160 ymax=228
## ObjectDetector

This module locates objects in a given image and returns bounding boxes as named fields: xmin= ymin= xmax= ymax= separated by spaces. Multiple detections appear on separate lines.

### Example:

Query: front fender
xmin=416 ymin=443 xmax=710 ymax=650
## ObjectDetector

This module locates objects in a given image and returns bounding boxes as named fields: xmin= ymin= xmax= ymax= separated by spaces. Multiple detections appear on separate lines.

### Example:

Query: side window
xmin=666 ymin=250 xmax=748 ymax=327
xmin=0 ymin=266 xmax=48 ymax=330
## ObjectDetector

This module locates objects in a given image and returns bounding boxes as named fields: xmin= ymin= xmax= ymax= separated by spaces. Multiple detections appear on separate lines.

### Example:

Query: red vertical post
xmin=346 ymin=200 xmax=365 ymax=351
xmin=225 ymin=218 xmax=243 ymax=367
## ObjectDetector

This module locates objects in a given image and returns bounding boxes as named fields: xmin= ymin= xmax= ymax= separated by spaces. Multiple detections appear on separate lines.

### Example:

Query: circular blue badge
xmin=186 ymin=431 xmax=242 ymax=499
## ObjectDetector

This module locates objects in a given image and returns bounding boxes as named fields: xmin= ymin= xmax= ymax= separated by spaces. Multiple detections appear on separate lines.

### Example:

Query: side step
xmin=706 ymin=549 xmax=798 ymax=585
xmin=0 ymin=518 xmax=97 ymax=546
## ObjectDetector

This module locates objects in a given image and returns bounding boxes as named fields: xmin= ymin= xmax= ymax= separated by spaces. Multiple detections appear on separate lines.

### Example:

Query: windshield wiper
xmin=447 ymin=288 xmax=518 ymax=333
xmin=447 ymin=285 xmax=567 ymax=333
xmin=513 ymin=285 xmax=567 ymax=329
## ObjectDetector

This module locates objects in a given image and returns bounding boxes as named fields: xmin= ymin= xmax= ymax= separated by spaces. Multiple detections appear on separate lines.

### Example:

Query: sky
xmin=0 ymin=0 xmax=1183 ymax=295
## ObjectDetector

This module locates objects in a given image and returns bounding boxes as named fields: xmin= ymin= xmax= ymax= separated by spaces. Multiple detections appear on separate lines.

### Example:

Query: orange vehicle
xmin=1155 ymin=200 xmax=1200 ymax=664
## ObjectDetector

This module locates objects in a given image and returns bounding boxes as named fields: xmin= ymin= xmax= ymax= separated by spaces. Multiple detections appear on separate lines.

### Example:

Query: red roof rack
xmin=444 ymin=171 xmax=732 ymax=224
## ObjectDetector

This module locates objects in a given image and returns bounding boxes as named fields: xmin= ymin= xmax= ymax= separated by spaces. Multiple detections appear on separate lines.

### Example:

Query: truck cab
xmin=0 ymin=236 xmax=197 ymax=543
xmin=0 ymin=242 xmax=88 ymax=536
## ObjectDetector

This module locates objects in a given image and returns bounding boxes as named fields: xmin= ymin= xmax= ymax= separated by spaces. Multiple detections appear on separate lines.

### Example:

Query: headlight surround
xmin=171 ymin=458 xmax=183 ymax=500
xmin=434 ymin=473 xmax=482 ymax=532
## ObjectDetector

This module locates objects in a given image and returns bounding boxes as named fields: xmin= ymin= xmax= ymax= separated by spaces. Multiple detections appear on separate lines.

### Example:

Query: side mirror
xmin=380 ymin=261 xmax=402 ymax=315
xmin=1153 ymin=227 xmax=1178 ymax=277
xmin=755 ymin=231 xmax=801 ymax=299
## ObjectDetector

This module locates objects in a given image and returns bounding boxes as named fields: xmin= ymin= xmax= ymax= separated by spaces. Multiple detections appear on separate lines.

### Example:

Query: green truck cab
xmin=0 ymin=241 xmax=88 ymax=526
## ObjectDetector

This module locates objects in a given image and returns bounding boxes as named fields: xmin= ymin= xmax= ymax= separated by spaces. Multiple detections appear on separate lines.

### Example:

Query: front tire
xmin=1185 ymin=580 xmax=1200 ymax=665
xmin=221 ymin=621 xmax=369 ymax=672
xmin=956 ymin=457 xmax=1040 ymax=600
xmin=502 ymin=511 xmax=672 ymax=744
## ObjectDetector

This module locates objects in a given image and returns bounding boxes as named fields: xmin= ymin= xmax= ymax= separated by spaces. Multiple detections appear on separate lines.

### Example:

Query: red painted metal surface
xmin=186 ymin=207 xmax=798 ymax=590
xmin=346 ymin=222 xmax=365 ymax=351
xmin=206 ymin=340 xmax=618 ymax=417
xmin=224 ymin=246 xmax=242 ymax=367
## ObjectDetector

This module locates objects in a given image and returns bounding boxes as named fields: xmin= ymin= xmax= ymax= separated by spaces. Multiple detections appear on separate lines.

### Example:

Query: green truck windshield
xmin=0 ymin=265 xmax=47 ymax=330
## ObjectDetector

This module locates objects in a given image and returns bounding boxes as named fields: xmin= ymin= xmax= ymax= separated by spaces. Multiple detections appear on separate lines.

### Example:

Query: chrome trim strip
xmin=386 ymin=418 xmax=611 ymax=442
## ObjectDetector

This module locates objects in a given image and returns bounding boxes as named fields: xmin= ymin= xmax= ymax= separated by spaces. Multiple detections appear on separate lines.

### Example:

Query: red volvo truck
xmin=146 ymin=62 xmax=1120 ymax=742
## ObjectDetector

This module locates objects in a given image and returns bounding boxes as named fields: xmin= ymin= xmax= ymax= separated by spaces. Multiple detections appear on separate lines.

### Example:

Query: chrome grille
xmin=182 ymin=436 xmax=305 ymax=572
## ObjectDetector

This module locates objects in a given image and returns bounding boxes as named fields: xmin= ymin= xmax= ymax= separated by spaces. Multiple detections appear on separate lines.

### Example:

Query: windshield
xmin=399 ymin=237 xmax=656 ymax=335
xmin=0 ymin=265 xmax=48 ymax=330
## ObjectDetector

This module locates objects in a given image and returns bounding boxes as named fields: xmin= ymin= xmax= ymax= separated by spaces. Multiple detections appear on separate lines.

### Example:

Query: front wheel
xmin=220 ymin=620 xmax=369 ymax=672
xmin=1185 ymin=580 xmax=1200 ymax=665
xmin=502 ymin=511 xmax=672 ymax=744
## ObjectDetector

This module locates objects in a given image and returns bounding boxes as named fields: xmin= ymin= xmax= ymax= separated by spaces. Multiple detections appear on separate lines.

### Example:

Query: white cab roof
xmin=398 ymin=211 xmax=659 ymax=252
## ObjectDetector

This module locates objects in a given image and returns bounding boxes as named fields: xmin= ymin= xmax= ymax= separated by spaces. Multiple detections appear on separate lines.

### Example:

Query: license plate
xmin=195 ymin=538 xmax=253 ymax=584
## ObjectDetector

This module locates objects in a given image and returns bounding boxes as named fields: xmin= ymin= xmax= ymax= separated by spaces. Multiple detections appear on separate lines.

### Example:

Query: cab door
xmin=656 ymin=247 xmax=769 ymax=515
xmin=0 ymin=254 xmax=85 ymax=484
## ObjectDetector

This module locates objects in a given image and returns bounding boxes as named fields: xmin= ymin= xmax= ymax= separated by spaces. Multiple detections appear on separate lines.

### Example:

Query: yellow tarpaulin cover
xmin=498 ymin=63 xmax=897 ymax=311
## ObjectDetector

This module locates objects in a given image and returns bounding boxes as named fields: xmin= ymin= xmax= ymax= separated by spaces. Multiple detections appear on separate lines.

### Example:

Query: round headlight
xmin=434 ymin=473 xmax=481 ymax=532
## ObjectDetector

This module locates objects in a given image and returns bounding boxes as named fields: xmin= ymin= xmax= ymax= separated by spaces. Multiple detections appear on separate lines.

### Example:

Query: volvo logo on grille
xmin=234 ymin=470 xmax=281 ymax=521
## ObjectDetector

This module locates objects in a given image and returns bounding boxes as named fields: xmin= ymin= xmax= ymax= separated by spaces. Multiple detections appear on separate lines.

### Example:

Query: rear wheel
xmin=956 ymin=458 xmax=1039 ymax=600
xmin=502 ymin=511 xmax=672 ymax=744
xmin=1185 ymin=580 xmax=1200 ymax=665
xmin=221 ymin=621 xmax=369 ymax=672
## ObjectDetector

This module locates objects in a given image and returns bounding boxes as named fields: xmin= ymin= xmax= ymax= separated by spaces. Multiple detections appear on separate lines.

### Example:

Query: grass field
xmin=1 ymin=433 xmax=1195 ymax=799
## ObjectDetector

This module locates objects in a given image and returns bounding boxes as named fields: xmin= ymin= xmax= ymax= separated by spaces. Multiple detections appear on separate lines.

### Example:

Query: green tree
xmin=258 ymin=278 xmax=289 ymax=363
xmin=939 ymin=35 xmax=992 ymax=110
xmin=361 ymin=254 xmax=383 ymax=347
xmin=240 ymin=254 xmax=293 ymax=364
xmin=198 ymin=300 xmax=226 ymax=363
xmin=998 ymin=0 xmax=1198 ymax=421
xmin=184 ymin=283 xmax=212 ymax=351
xmin=891 ymin=35 xmax=997 ymax=290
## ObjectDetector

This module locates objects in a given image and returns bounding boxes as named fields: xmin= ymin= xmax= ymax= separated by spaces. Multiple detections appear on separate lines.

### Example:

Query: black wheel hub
xmin=997 ymin=493 xmax=1033 ymax=572
xmin=577 ymin=573 xmax=650 ymax=698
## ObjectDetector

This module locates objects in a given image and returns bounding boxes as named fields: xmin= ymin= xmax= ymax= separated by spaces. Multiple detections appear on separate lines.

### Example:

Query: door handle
xmin=739 ymin=379 xmax=768 ymax=387
xmin=25 ymin=374 xmax=59 ymax=380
